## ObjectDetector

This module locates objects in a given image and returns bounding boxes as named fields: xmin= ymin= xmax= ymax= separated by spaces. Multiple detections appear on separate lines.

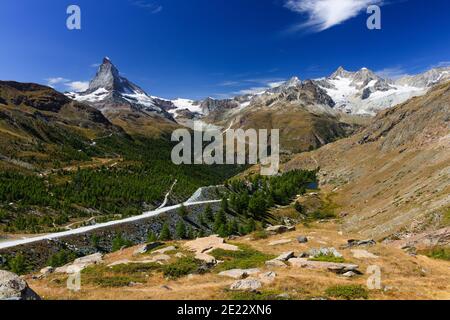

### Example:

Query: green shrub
xmin=211 ymin=245 xmax=275 ymax=272
xmin=420 ymin=247 xmax=450 ymax=261
xmin=252 ymin=230 xmax=269 ymax=240
xmin=325 ymin=285 xmax=369 ymax=300
xmin=47 ymin=250 xmax=78 ymax=268
xmin=8 ymin=253 xmax=28 ymax=275
xmin=111 ymin=262 xmax=161 ymax=274
xmin=308 ymin=210 xmax=336 ymax=221
xmin=111 ymin=234 xmax=134 ymax=252
xmin=163 ymin=257 xmax=204 ymax=279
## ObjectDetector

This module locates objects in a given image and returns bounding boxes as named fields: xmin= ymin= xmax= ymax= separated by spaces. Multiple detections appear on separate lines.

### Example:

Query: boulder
xmin=184 ymin=236 xmax=238 ymax=265
xmin=269 ymin=239 xmax=292 ymax=246
xmin=342 ymin=271 xmax=358 ymax=278
xmin=342 ymin=239 xmax=376 ymax=249
xmin=55 ymin=253 xmax=103 ymax=274
xmin=297 ymin=236 xmax=308 ymax=244
xmin=151 ymin=254 xmax=171 ymax=262
xmin=265 ymin=259 xmax=287 ymax=268
xmin=275 ymin=251 xmax=295 ymax=261
xmin=133 ymin=242 xmax=163 ymax=255
xmin=288 ymin=258 xmax=360 ymax=274
xmin=230 ymin=279 xmax=262 ymax=292
xmin=259 ymin=271 xmax=277 ymax=284
xmin=39 ymin=267 xmax=54 ymax=277
xmin=266 ymin=225 xmax=289 ymax=234
xmin=0 ymin=270 xmax=40 ymax=300
xmin=219 ymin=269 xmax=260 ymax=279
xmin=307 ymin=247 xmax=343 ymax=258
xmin=195 ymin=252 xmax=217 ymax=265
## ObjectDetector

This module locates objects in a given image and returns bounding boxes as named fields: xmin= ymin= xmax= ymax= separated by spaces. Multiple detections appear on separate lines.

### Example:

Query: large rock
xmin=0 ymin=271 xmax=40 ymax=300
xmin=288 ymin=258 xmax=360 ymax=274
xmin=184 ymin=236 xmax=238 ymax=264
xmin=133 ymin=242 xmax=164 ymax=255
xmin=275 ymin=251 xmax=295 ymax=261
xmin=307 ymin=247 xmax=343 ymax=258
xmin=342 ymin=239 xmax=376 ymax=249
xmin=219 ymin=269 xmax=260 ymax=279
xmin=259 ymin=271 xmax=277 ymax=284
xmin=230 ymin=279 xmax=262 ymax=291
xmin=55 ymin=253 xmax=103 ymax=274
xmin=297 ymin=236 xmax=308 ymax=244
xmin=269 ymin=239 xmax=292 ymax=246
xmin=266 ymin=225 xmax=293 ymax=234
xmin=265 ymin=259 xmax=287 ymax=268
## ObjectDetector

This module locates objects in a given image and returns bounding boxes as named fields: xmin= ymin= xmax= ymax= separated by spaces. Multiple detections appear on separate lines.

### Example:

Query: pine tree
xmin=204 ymin=204 xmax=214 ymax=222
xmin=213 ymin=209 xmax=227 ymax=234
xmin=147 ymin=231 xmax=157 ymax=242
xmin=160 ymin=223 xmax=172 ymax=241
xmin=176 ymin=220 xmax=187 ymax=239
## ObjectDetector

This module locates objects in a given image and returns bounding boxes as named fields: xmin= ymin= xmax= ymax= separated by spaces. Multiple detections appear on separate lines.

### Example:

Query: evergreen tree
xmin=160 ymin=223 xmax=172 ymax=241
xmin=147 ymin=231 xmax=158 ymax=242
xmin=176 ymin=220 xmax=187 ymax=239
xmin=204 ymin=204 xmax=214 ymax=222
xmin=213 ymin=209 xmax=227 ymax=233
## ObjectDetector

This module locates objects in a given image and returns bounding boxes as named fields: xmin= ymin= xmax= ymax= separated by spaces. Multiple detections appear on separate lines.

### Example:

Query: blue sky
xmin=0 ymin=0 xmax=449 ymax=99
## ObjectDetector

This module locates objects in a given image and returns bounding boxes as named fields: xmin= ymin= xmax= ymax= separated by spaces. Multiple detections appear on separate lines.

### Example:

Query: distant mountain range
xmin=63 ymin=57 xmax=450 ymax=153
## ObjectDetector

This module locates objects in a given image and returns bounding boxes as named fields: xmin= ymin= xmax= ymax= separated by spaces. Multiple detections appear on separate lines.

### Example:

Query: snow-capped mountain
xmin=67 ymin=57 xmax=174 ymax=120
xmin=396 ymin=66 xmax=450 ymax=88
xmin=313 ymin=67 xmax=423 ymax=115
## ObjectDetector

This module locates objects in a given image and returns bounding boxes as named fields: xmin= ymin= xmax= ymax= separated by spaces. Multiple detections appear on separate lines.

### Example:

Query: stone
xmin=275 ymin=251 xmax=295 ymax=261
xmin=266 ymin=225 xmax=289 ymax=234
xmin=342 ymin=271 xmax=357 ymax=278
xmin=351 ymin=249 xmax=379 ymax=259
xmin=0 ymin=270 xmax=40 ymax=300
xmin=195 ymin=252 xmax=217 ymax=264
xmin=219 ymin=269 xmax=260 ymax=279
xmin=265 ymin=259 xmax=287 ymax=268
xmin=307 ymin=247 xmax=343 ymax=258
xmin=277 ymin=293 xmax=290 ymax=299
xmin=269 ymin=239 xmax=292 ymax=246
xmin=55 ymin=253 xmax=103 ymax=274
xmin=39 ymin=266 xmax=54 ymax=276
xmin=230 ymin=279 xmax=262 ymax=291
xmin=175 ymin=252 xmax=186 ymax=258
xmin=343 ymin=239 xmax=376 ymax=249
xmin=259 ymin=272 xmax=277 ymax=284
xmin=297 ymin=236 xmax=308 ymax=243
xmin=133 ymin=242 xmax=163 ymax=255
xmin=288 ymin=258 xmax=360 ymax=274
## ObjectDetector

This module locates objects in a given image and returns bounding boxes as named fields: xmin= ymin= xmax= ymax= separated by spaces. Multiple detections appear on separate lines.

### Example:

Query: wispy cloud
xmin=284 ymin=0 xmax=383 ymax=33
xmin=66 ymin=81 xmax=89 ymax=92
xmin=45 ymin=77 xmax=70 ymax=87
xmin=375 ymin=66 xmax=409 ymax=80
xmin=45 ymin=77 xmax=89 ymax=92
xmin=131 ymin=1 xmax=163 ymax=14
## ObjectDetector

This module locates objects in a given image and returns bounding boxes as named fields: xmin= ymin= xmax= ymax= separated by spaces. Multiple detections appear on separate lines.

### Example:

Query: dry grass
xmin=27 ymin=220 xmax=450 ymax=300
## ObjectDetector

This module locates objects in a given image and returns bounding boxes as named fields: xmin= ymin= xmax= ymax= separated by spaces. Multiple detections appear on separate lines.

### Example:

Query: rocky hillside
xmin=284 ymin=81 xmax=450 ymax=240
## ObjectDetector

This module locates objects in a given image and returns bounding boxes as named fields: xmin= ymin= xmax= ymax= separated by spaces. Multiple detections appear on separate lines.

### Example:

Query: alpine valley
xmin=0 ymin=57 xmax=449 ymax=301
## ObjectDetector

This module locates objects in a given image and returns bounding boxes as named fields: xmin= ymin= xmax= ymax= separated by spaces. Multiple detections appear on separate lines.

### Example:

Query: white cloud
xmin=375 ymin=66 xmax=409 ymax=80
xmin=284 ymin=0 xmax=383 ymax=32
xmin=45 ymin=77 xmax=89 ymax=92
xmin=65 ymin=81 xmax=89 ymax=92
xmin=45 ymin=77 xmax=70 ymax=87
